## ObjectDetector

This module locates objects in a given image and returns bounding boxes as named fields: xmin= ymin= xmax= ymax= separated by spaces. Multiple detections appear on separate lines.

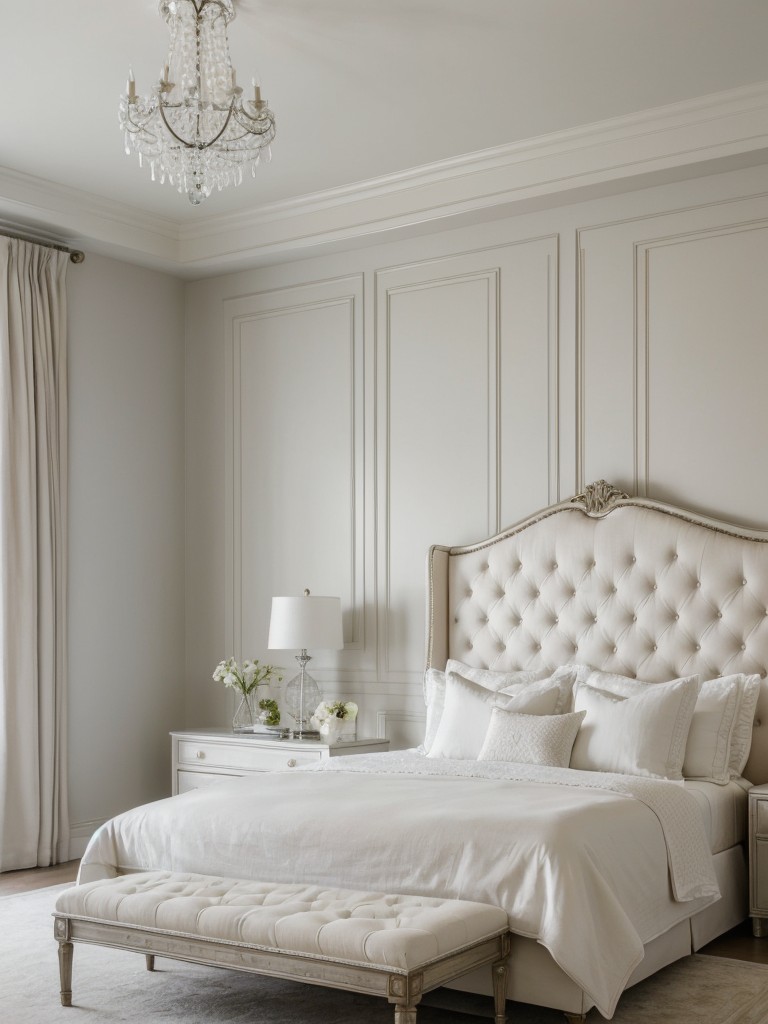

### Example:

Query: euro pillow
xmin=427 ymin=667 xmax=580 ymax=760
xmin=445 ymin=659 xmax=551 ymax=692
xmin=682 ymin=677 xmax=741 ymax=784
xmin=570 ymin=675 xmax=699 ymax=780
xmin=478 ymin=708 xmax=586 ymax=767
xmin=724 ymin=673 xmax=761 ymax=777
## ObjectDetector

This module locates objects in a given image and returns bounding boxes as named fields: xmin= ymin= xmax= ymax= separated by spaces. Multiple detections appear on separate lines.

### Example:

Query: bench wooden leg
xmin=145 ymin=955 xmax=156 ymax=971
xmin=58 ymin=940 xmax=73 ymax=1007
xmin=394 ymin=1006 xmax=419 ymax=1023
xmin=564 ymin=1014 xmax=586 ymax=1023
xmin=492 ymin=957 xmax=508 ymax=1024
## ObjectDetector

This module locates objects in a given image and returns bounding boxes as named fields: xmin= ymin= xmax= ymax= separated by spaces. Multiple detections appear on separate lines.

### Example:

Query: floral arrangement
xmin=258 ymin=697 xmax=280 ymax=727
xmin=310 ymin=700 xmax=358 ymax=738
xmin=212 ymin=657 xmax=282 ymax=696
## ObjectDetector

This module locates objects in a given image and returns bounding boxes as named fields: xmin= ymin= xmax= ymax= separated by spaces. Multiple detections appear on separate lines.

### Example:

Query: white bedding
xmin=79 ymin=752 xmax=720 ymax=1019
xmin=683 ymin=777 xmax=749 ymax=853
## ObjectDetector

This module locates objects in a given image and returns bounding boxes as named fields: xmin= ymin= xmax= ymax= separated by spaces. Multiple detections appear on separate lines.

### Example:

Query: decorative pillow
xmin=427 ymin=669 xmax=577 ymax=760
xmin=478 ymin=708 xmax=586 ymax=767
xmin=682 ymin=677 xmax=741 ymax=784
xmin=724 ymin=674 xmax=761 ymax=777
xmin=570 ymin=676 xmax=699 ymax=779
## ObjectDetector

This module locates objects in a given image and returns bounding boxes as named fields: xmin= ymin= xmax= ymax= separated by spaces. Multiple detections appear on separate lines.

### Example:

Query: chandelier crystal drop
xmin=119 ymin=0 xmax=276 ymax=206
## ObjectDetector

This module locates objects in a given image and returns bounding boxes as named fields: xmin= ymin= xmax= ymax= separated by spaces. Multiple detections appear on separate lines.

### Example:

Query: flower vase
xmin=233 ymin=692 xmax=258 ymax=733
xmin=321 ymin=717 xmax=345 ymax=745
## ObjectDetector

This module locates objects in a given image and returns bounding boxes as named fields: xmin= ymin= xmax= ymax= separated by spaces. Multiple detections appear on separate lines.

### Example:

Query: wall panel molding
xmin=375 ymin=239 xmax=558 ymax=684
xmin=578 ymin=191 xmax=768 ymax=520
xmin=223 ymin=276 xmax=365 ymax=669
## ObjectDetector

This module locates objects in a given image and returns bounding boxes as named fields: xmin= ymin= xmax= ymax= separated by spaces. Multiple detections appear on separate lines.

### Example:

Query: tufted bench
xmin=53 ymin=871 xmax=511 ymax=1023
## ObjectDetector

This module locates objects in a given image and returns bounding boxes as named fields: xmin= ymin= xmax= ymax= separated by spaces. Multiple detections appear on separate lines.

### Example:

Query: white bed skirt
xmin=449 ymin=843 xmax=747 ymax=1017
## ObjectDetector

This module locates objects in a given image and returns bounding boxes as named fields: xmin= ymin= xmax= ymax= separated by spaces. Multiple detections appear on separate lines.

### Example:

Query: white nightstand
xmin=171 ymin=728 xmax=390 ymax=796
xmin=749 ymin=783 xmax=768 ymax=936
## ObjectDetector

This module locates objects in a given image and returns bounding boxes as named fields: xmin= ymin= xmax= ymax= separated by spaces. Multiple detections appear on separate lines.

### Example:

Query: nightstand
xmin=749 ymin=783 xmax=768 ymax=936
xmin=170 ymin=728 xmax=390 ymax=796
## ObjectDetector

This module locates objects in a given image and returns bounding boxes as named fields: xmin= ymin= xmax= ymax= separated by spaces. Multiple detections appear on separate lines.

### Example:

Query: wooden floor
xmin=2 ymin=861 xmax=768 ymax=966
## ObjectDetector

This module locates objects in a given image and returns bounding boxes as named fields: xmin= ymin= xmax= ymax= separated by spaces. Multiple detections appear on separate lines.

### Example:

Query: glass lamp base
xmin=283 ymin=670 xmax=322 ymax=734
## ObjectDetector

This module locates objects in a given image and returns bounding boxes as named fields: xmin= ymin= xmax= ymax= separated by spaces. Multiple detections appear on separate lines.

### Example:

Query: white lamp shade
xmin=268 ymin=595 xmax=344 ymax=651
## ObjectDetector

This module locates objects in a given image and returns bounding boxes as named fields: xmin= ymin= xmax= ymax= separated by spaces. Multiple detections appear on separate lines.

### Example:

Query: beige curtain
xmin=0 ymin=237 xmax=69 ymax=869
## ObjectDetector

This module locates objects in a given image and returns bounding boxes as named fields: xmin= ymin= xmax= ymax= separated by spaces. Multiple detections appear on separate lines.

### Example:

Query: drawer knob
xmin=287 ymin=758 xmax=297 ymax=768
xmin=195 ymin=751 xmax=205 ymax=759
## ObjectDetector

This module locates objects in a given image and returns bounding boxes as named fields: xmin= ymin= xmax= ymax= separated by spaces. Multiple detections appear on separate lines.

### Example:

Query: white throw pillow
xmin=683 ymin=677 xmax=741 ymax=784
xmin=724 ymin=673 xmax=761 ymax=778
xmin=478 ymin=708 xmax=586 ymax=767
xmin=570 ymin=676 xmax=699 ymax=780
xmin=427 ymin=670 xmax=575 ymax=760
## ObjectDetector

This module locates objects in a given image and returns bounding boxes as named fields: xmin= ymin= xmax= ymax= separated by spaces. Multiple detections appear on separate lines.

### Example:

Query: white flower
xmin=311 ymin=699 xmax=358 ymax=724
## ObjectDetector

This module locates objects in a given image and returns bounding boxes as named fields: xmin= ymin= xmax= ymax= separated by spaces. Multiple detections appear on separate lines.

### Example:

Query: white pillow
xmin=423 ymin=667 xmax=446 ymax=754
xmin=427 ymin=669 xmax=576 ymax=760
xmin=570 ymin=676 xmax=699 ymax=779
xmin=445 ymin=659 xmax=551 ymax=692
xmin=683 ymin=677 xmax=740 ymax=784
xmin=724 ymin=673 xmax=761 ymax=777
xmin=423 ymin=663 xmax=579 ymax=755
xmin=478 ymin=708 xmax=586 ymax=767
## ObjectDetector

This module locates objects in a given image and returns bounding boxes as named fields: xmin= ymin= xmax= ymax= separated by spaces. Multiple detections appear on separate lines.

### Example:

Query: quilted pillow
xmin=427 ymin=669 xmax=578 ymax=760
xmin=478 ymin=708 xmax=586 ymax=767
xmin=570 ymin=676 xmax=699 ymax=780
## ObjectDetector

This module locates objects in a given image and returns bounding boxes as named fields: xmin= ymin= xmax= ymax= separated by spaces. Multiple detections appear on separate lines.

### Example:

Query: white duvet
xmin=79 ymin=751 xmax=720 ymax=1018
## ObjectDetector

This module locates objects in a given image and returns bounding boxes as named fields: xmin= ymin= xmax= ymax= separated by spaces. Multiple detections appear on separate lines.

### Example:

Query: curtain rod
xmin=1 ymin=229 xmax=85 ymax=264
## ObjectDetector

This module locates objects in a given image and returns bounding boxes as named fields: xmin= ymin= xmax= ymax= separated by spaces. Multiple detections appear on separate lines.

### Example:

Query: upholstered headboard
xmin=427 ymin=481 xmax=768 ymax=785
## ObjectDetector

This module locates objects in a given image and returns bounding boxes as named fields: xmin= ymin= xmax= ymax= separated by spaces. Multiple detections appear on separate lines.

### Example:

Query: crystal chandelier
xmin=119 ymin=0 xmax=276 ymax=206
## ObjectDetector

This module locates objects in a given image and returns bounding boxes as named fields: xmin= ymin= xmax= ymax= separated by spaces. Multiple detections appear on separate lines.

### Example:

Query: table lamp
xmin=267 ymin=589 xmax=344 ymax=739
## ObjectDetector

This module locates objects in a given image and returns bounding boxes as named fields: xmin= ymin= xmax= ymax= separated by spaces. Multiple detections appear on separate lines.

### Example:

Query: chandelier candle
xmin=119 ymin=0 xmax=276 ymax=205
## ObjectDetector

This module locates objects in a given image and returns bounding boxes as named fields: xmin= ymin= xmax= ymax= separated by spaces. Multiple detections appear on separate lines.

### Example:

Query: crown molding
xmin=0 ymin=166 xmax=181 ymax=270
xmin=1 ymin=81 xmax=767 ymax=276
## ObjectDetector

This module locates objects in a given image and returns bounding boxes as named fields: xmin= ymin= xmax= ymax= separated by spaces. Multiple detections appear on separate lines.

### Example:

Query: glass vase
xmin=233 ymin=691 xmax=259 ymax=733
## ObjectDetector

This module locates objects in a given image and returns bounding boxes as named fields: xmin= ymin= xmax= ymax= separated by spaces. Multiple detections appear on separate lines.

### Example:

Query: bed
xmin=78 ymin=482 xmax=768 ymax=1021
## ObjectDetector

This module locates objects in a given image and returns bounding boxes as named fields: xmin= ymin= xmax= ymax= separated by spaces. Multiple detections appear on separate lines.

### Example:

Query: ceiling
xmin=2 ymin=1 xmax=768 ymax=272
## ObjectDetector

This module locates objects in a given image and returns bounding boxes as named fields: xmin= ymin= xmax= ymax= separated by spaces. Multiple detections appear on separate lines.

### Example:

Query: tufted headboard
xmin=426 ymin=481 xmax=768 ymax=785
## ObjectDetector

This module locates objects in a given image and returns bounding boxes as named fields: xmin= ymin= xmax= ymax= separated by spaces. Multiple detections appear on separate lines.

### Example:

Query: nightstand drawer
xmin=177 ymin=739 xmax=323 ymax=773
xmin=756 ymin=800 xmax=768 ymax=837
xmin=177 ymin=770 xmax=240 ymax=794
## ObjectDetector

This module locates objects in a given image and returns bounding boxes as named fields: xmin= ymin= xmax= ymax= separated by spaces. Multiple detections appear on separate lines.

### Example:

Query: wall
xmin=67 ymin=253 xmax=185 ymax=856
xmin=184 ymin=162 xmax=768 ymax=747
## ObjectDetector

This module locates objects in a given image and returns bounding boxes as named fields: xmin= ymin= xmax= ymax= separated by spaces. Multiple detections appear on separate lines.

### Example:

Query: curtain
xmin=0 ymin=237 xmax=69 ymax=869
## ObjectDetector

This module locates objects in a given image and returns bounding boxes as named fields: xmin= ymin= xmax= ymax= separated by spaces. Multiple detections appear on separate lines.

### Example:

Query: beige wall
xmin=67 ymin=253 xmax=185 ymax=855
xmin=184 ymin=162 xmax=768 ymax=749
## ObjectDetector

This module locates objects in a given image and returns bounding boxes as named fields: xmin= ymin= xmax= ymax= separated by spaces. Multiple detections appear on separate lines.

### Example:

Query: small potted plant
xmin=310 ymin=700 xmax=358 ymax=744
xmin=212 ymin=657 xmax=283 ymax=732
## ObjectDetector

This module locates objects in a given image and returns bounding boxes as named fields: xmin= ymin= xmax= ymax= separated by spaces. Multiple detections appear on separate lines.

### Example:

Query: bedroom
xmin=2 ymin=2 xmax=768 ymax=1022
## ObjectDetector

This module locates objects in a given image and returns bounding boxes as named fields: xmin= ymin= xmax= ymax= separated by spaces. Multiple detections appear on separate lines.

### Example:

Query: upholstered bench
xmin=53 ymin=871 xmax=511 ymax=1023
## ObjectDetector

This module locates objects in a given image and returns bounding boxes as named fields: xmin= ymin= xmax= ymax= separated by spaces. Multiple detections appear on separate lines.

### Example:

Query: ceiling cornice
xmin=2 ymin=81 xmax=767 ymax=277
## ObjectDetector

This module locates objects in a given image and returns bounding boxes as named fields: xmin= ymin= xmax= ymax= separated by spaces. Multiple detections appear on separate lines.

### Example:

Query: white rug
xmin=2 ymin=884 xmax=768 ymax=1023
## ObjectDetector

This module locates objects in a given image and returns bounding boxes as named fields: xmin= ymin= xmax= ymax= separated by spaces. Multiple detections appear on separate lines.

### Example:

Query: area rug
xmin=2 ymin=885 xmax=768 ymax=1023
